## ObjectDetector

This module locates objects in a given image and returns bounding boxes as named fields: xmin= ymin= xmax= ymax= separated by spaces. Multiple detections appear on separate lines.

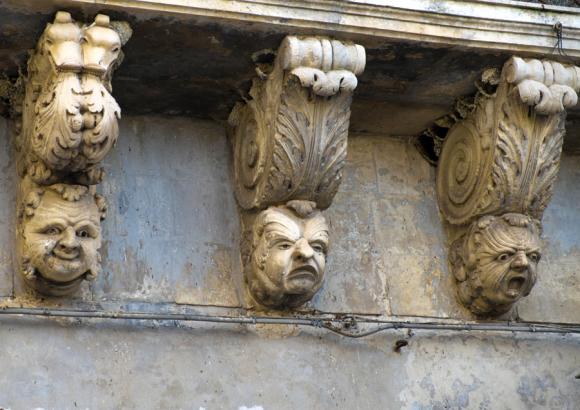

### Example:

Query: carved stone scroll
xmin=230 ymin=36 xmax=365 ymax=309
xmin=229 ymin=36 xmax=365 ymax=211
xmin=15 ymin=12 xmax=130 ymax=296
xmin=436 ymin=56 xmax=580 ymax=316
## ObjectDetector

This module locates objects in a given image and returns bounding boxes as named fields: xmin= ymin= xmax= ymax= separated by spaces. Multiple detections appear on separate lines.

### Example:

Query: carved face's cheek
xmin=476 ymin=256 xmax=510 ymax=287
xmin=303 ymin=218 xmax=329 ymax=276
xmin=263 ymin=240 xmax=295 ymax=287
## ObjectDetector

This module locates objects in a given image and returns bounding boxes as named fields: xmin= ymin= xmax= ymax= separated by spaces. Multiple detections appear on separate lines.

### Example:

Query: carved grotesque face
xmin=248 ymin=201 xmax=329 ymax=308
xmin=20 ymin=186 xmax=104 ymax=295
xmin=452 ymin=213 xmax=542 ymax=316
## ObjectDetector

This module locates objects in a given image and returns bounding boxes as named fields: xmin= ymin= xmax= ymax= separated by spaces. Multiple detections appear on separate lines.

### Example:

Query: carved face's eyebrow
xmin=33 ymin=218 xmax=69 ymax=230
xmin=264 ymin=222 xmax=300 ymax=244
xmin=304 ymin=218 xmax=329 ymax=245
xmin=479 ymin=245 xmax=516 ymax=257
xmin=74 ymin=220 xmax=99 ymax=228
xmin=263 ymin=215 xmax=301 ymax=239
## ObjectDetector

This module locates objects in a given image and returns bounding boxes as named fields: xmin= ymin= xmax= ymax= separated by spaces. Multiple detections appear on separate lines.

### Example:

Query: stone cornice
xmin=55 ymin=0 xmax=580 ymax=57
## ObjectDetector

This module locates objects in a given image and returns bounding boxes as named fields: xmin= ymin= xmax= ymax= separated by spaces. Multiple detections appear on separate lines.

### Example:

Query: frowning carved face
xmin=20 ymin=185 xmax=105 ymax=295
xmin=452 ymin=213 xmax=541 ymax=316
xmin=248 ymin=201 xmax=329 ymax=308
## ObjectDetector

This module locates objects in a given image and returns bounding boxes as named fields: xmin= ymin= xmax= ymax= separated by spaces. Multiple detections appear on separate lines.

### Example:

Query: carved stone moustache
xmin=230 ymin=36 xmax=365 ymax=210
xmin=21 ymin=11 xmax=128 ymax=185
xmin=248 ymin=200 xmax=329 ymax=308
xmin=451 ymin=214 xmax=541 ymax=316
xmin=19 ymin=184 xmax=106 ymax=296
xmin=436 ymin=56 xmax=579 ymax=316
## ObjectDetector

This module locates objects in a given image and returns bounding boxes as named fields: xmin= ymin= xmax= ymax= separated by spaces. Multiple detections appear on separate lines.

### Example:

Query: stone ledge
xmin=58 ymin=0 xmax=580 ymax=56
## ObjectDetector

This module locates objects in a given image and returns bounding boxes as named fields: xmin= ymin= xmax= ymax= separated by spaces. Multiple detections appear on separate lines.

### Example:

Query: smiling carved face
xmin=248 ymin=201 xmax=329 ymax=309
xmin=21 ymin=187 xmax=103 ymax=295
xmin=453 ymin=213 xmax=542 ymax=316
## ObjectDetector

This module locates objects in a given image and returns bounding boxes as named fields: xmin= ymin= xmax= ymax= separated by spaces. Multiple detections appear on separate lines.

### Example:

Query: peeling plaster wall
xmin=0 ymin=115 xmax=579 ymax=408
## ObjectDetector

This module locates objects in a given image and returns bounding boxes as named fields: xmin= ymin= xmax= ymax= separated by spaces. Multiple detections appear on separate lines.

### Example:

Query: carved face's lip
xmin=287 ymin=265 xmax=318 ymax=282
xmin=37 ymin=271 xmax=87 ymax=286
xmin=52 ymin=248 xmax=80 ymax=261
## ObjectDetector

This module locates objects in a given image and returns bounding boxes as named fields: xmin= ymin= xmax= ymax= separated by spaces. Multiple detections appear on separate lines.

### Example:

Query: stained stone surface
xmin=0 ymin=317 xmax=578 ymax=409
xmin=0 ymin=116 xmax=580 ymax=407
xmin=0 ymin=117 xmax=15 ymax=297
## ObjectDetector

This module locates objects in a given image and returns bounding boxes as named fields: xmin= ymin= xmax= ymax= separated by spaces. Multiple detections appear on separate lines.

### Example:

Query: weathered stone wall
xmin=0 ymin=115 xmax=579 ymax=408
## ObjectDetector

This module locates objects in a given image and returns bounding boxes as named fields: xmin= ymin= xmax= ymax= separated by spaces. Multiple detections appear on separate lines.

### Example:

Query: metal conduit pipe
xmin=0 ymin=307 xmax=579 ymax=338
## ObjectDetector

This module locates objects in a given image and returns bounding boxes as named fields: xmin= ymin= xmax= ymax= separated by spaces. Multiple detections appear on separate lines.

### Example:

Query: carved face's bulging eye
xmin=311 ymin=243 xmax=325 ymax=253
xmin=112 ymin=46 xmax=120 ymax=53
xmin=497 ymin=253 xmax=511 ymax=262
xmin=528 ymin=252 xmax=541 ymax=263
xmin=77 ymin=229 xmax=89 ymax=238
xmin=277 ymin=243 xmax=292 ymax=250
xmin=43 ymin=226 xmax=61 ymax=235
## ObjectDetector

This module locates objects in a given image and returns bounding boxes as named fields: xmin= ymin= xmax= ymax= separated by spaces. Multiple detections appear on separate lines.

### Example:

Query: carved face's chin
xmin=42 ymin=254 xmax=86 ymax=283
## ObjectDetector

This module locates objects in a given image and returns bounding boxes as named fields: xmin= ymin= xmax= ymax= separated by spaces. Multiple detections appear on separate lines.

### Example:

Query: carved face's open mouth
xmin=506 ymin=276 xmax=526 ymax=298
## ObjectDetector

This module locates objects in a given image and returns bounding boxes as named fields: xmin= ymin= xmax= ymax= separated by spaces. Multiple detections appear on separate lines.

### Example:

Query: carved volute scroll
xmin=15 ymin=12 xmax=130 ymax=296
xmin=230 ymin=36 xmax=365 ymax=309
xmin=437 ymin=56 xmax=580 ymax=316
xmin=229 ymin=36 xmax=365 ymax=211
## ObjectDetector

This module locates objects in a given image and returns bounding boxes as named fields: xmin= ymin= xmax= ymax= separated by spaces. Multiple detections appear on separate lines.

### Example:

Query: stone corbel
xmin=15 ymin=12 xmax=131 ymax=296
xmin=436 ymin=56 xmax=580 ymax=316
xmin=229 ymin=36 xmax=365 ymax=309
xmin=19 ymin=11 xmax=131 ymax=186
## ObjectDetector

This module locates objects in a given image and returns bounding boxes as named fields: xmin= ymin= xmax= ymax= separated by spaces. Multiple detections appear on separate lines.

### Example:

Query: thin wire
xmin=0 ymin=306 xmax=579 ymax=338
xmin=550 ymin=22 xmax=576 ymax=64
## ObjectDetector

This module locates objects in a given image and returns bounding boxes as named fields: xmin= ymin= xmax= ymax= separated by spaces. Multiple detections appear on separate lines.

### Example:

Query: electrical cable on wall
xmin=0 ymin=306 xmax=579 ymax=338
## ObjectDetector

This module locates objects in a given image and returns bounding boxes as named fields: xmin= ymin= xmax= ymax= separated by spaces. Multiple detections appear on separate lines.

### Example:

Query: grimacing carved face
xmin=453 ymin=214 xmax=541 ymax=315
xmin=22 ymin=188 xmax=102 ymax=291
xmin=248 ymin=202 xmax=329 ymax=308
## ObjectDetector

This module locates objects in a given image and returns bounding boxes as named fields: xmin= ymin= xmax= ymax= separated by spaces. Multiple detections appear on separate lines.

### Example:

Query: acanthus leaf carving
xmin=436 ymin=56 xmax=579 ymax=316
xmin=230 ymin=36 xmax=365 ymax=211
xmin=20 ymin=11 xmax=130 ymax=186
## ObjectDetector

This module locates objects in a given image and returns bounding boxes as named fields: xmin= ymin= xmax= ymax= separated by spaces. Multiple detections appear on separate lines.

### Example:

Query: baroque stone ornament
xmin=450 ymin=214 xmax=541 ymax=316
xmin=229 ymin=36 xmax=365 ymax=210
xmin=436 ymin=56 xmax=580 ymax=316
xmin=231 ymin=36 xmax=365 ymax=309
xmin=19 ymin=11 xmax=130 ymax=185
xmin=246 ymin=200 xmax=329 ymax=309
xmin=13 ymin=11 xmax=130 ymax=296
xmin=18 ymin=184 xmax=107 ymax=296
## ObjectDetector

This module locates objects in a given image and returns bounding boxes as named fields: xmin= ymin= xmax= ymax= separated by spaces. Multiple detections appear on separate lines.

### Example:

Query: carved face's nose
xmin=58 ymin=227 xmax=79 ymax=251
xmin=510 ymin=251 xmax=529 ymax=270
xmin=293 ymin=238 xmax=314 ymax=260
